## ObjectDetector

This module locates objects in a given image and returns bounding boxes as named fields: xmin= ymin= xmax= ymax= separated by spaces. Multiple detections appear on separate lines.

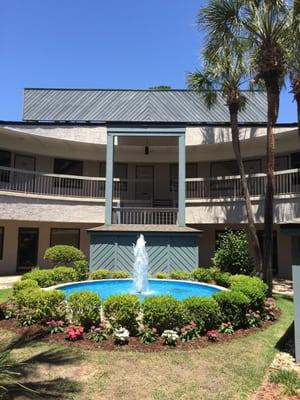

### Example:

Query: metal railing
xmin=186 ymin=168 xmax=300 ymax=200
xmin=112 ymin=207 xmax=178 ymax=225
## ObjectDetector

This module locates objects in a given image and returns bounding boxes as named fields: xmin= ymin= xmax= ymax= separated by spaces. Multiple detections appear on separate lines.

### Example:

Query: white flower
xmin=114 ymin=327 xmax=130 ymax=342
xmin=161 ymin=330 xmax=179 ymax=340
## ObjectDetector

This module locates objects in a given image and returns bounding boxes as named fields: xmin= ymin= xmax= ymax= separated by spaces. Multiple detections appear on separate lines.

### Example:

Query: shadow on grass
xmin=275 ymin=321 xmax=295 ymax=357
xmin=0 ymin=332 xmax=82 ymax=399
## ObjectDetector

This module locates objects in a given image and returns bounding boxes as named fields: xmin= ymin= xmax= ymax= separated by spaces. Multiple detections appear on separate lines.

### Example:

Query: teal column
xmin=178 ymin=134 xmax=186 ymax=226
xmin=105 ymin=134 xmax=114 ymax=225
xmin=293 ymin=265 xmax=300 ymax=362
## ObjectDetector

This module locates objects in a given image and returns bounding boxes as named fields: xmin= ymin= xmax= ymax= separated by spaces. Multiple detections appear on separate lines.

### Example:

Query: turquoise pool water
xmin=57 ymin=279 xmax=223 ymax=301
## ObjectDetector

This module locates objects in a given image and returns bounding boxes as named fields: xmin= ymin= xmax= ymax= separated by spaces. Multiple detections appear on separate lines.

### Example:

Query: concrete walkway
xmin=0 ymin=275 xmax=21 ymax=289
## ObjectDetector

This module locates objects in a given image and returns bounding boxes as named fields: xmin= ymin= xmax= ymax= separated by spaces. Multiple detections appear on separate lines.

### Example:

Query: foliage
xmin=154 ymin=272 xmax=169 ymax=279
xmin=21 ymin=269 xmax=56 ymax=288
xmin=161 ymin=330 xmax=179 ymax=346
xmin=213 ymin=290 xmax=250 ymax=328
xmin=16 ymin=308 xmax=36 ymax=327
xmin=169 ymin=271 xmax=191 ymax=280
xmin=14 ymin=288 xmax=66 ymax=322
xmin=66 ymin=324 xmax=84 ymax=341
xmin=44 ymin=245 xmax=85 ymax=267
xmin=183 ymin=296 xmax=221 ymax=333
xmin=218 ymin=322 xmax=234 ymax=335
xmin=138 ymin=327 xmax=158 ymax=344
xmin=191 ymin=268 xmax=213 ymax=283
xmin=90 ymin=269 xmax=112 ymax=280
xmin=212 ymin=230 xmax=255 ymax=275
xmin=113 ymin=327 xmax=129 ymax=345
xmin=179 ymin=321 xmax=199 ymax=342
xmin=212 ymin=270 xmax=232 ymax=288
xmin=103 ymin=294 xmax=140 ymax=334
xmin=46 ymin=319 xmax=65 ymax=334
xmin=13 ymin=279 xmax=39 ymax=295
xmin=51 ymin=266 xmax=78 ymax=285
xmin=229 ymin=275 xmax=267 ymax=310
xmin=270 ymin=369 xmax=300 ymax=397
xmin=207 ymin=330 xmax=218 ymax=342
xmin=87 ymin=323 xmax=108 ymax=342
xmin=111 ymin=270 xmax=130 ymax=279
xmin=246 ymin=310 xmax=262 ymax=328
xmin=192 ymin=267 xmax=231 ymax=288
xmin=73 ymin=260 xmax=89 ymax=281
xmin=263 ymin=297 xmax=279 ymax=321
xmin=143 ymin=295 xmax=184 ymax=333
xmin=68 ymin=291 xmax=101 ymax=328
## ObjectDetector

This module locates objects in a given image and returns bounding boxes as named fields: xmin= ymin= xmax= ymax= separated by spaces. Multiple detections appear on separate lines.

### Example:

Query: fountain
xmin=132 ymin=234 xmax=149 ymax=293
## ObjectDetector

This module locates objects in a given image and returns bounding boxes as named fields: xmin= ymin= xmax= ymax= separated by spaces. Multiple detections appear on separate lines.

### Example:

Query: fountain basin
xmin=49 ymin=279 xmax=225 ymax=301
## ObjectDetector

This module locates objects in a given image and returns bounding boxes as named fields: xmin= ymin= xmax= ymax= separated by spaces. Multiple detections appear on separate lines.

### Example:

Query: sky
xmin=0 ymin=0 xmax=296 ymax=123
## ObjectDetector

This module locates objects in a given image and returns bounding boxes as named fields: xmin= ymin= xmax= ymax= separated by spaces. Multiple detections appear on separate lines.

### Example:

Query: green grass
xmin=0 ymin=295 xmax=294 ymax=400
xmin=0 ymin=288 xmax=12 ymax=303
xmin=270 ymin=369 xmax=300 ymax=396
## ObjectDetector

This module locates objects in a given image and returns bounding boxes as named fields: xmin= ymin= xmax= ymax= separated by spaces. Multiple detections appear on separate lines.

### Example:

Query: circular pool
xmin=53 ymin=279 xmax=225 ymax=301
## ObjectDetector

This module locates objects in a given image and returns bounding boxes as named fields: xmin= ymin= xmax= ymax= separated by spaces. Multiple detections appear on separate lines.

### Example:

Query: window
xmin=0 ymin=150 xmax=11 ymax=183
xmin=50 ymin=228 xmax=80 ymax=248
xmin=169 ymin=163 xmax=198 ymax=191
xmin=0 ymin=227 xmax=4 ymax=259
xmin=275 ymin=156 xmax=289 ymax=171
xmin=211 ymin=159 xmax=261 ymax=177
xmin=54 ymin=158 xmax=83 ymax=189
xmin=100 ymin=162 xmax=128 ymax=191
xmin=291 ymin=152 xmax=300 ymax=169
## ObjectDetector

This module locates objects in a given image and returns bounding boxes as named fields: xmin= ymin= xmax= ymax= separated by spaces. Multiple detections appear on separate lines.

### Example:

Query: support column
xmin=105 ymin=134 xmax=114 ymax=225
xmin=293 ymin=265 xmax=300 ymax=362
xmin=178 ymin=133 xmax=186 ymax=226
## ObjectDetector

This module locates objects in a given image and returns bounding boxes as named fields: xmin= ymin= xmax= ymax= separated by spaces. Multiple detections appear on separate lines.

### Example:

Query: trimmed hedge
xmin=51 ymin=267 xmax=77 ymax=284
xmin=73 ymin=260 xmax=89 ymax=281
xmin=68 ymin=291 xmax=101 ymax=328
xmin=154 ymin=272 xmax=169 ymax=279
xmin=229 ymin=275 xmax=267 ymax=310
xmin=183 ymin=296 xmax=221 ymax=332
xmin=143 ymin=295 xmax=185 ymax=333
xmin=213 ymin=290 xmax=250 ymax=328
xmin=13 ymin=279 xmax=39 ymax=295
xmin=90 ymin=269 xmax=112 ymax=280
xmin=191 ymin=267 xmax=231 ymax=288
xmin=169 ymin=271 xmax=191 ymax=280
xmin=111 ymin=271 xmax=130 ymax=279
xmin=103 ymin=294 xmax=140 ymax=334
xmin=21 ymin=269 xmax=56 ymax=288
xmin=44 ymin=245 xmax=85 ymax=266
xmin=191 ymin=268 xmax=213 ymax=283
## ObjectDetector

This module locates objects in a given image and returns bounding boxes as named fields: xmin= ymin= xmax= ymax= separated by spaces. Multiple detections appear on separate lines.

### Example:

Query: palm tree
xmin=197 ymin=0 xmax=291 ymax=295
xmin=187 ymin=48 xmax=263 ymax=274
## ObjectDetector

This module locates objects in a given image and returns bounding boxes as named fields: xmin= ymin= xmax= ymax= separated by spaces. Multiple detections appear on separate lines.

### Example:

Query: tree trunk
xmin=263 ymin=77 xmax=279 ymax=297
xmin=229 ymin=104 xmax=263 ymax=275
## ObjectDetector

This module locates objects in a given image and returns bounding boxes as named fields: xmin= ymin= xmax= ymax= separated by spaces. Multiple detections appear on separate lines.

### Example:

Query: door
xmin=135 ymin=166 xmax=153 ymax=205
xmin=14 ymin=155 xmax=36 ymax=191
xmin=17 ymin=228 xmax=39 ymax=272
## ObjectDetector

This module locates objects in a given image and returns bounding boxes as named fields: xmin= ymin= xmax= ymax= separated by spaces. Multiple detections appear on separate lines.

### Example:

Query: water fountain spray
xmin=133 ymin=234 xmax=149 ymax=293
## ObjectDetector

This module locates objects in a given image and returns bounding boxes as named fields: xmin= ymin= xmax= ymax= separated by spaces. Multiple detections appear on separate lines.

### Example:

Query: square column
xmin=178 ymin=134 xmax=186 ymax=226
xmin=105 ymin=134 xmax=114 ymax=225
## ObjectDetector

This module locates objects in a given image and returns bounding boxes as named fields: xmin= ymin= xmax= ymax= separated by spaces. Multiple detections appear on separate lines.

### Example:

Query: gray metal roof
xmin=23 ymin=88 xmax=268 ymax=123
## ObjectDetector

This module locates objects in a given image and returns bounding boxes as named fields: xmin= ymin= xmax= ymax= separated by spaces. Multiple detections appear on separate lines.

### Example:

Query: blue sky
xmin=0 ymin=0 xmax=296 ymax=122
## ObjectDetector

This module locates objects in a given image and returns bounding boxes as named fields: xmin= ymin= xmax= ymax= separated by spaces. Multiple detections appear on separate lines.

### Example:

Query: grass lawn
xmin=0 ymin=287 xmax=12 ymax=303
xmin=0 ymin=294 xmax=294 ymax=400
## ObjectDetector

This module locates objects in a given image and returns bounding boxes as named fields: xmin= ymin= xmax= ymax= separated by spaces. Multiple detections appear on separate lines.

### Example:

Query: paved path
xmin=0 ymin=275 xmax=21 ymax=289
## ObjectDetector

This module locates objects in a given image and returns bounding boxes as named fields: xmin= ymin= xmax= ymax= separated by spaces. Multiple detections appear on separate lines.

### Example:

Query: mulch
xmin=0 ymin=317 xmax=275 ymax=353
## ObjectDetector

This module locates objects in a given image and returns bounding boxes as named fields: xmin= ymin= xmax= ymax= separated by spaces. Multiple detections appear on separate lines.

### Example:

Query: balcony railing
xmin=186 ymin=168 xmax=300 ymax=200
xmin=112 ymin=207 xmax=178 ymax=225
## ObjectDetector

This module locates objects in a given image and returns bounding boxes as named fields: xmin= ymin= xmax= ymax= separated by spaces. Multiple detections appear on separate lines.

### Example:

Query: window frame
xmin=50 ymin=228 xmax=81 ymax=249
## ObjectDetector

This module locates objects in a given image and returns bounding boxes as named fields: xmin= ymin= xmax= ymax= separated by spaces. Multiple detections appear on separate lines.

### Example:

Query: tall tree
xmin=187 ymin=47 xmax=263 ymax=274
xmin=197 ymin=0 xmax=291 ymax=295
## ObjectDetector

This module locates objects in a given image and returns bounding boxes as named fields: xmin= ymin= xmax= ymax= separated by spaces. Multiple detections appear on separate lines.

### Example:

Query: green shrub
xmin=270 ymin=369 xmax=300 ymax=396
xmin=169 ymin=271 xmax=191 ymax=280
xmin=143 ymin=295 xmax=184 ymax=333
xmin=21 ymin=269 xmax=55 ymax=288
xmin=154 ymin=272 xmax=169 ymax=279
xmin=192 ymin=268 xmax=213 ymax=282
xmin=212 ymin=230 xmax=255 ymax=275
xmin=212 ymin=270 xmax=232 ymax=288
xmin=73 ymin=260 xmax=89 ymax=281
xmin=44 ymin=245 xmax=85 ymax=267
xmin=229 ymin=275 xmax=267 ymax=310
xmin=68 ymin=291 xmax=101 ymax=328
xmin=15 ymin=288 xmax=66 ymax=322
xmin=213 ymin=290 xmax=250 ymax=328
xmin=183 ymin=297 xmax=221 ymax=333
xmin=90 ymin=269 xmax=112 ymax=280
xmin=103 ymin=294 xmax=140 ymax=334
xmin=13 ymin=279 xmax=39 ymax=295
xmin=111 ymin=271 xmax=130 ymax=279
xmin=52 ymin=266 xmax=77 ymax=284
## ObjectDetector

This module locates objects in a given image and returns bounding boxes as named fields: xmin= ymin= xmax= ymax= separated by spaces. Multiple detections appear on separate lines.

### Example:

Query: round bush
xmin=68 ymin=291 xmax=101 ymax=328
xmin=73 ymin=260 xmax=89 ymax=281
xmin=90 ymin=269 xmax=112 ymax=280
xmin=154 ymin=272 xmax=169 ymax=279
xmin=52 ymin=266 xmax=77 ymax=284
xmin=191 ymin=268 xmax=213 ymax=283
xmin=143 ymin=295 xmax=185 ymax=333
xmin=21 ymin=269 xmax=56 ymax=288
xmin=13 ymin=279 xmax=39 ymax=295
xmin=213 ymin=290 xmax=250 ymax=328
xmin=229 ymin=275 xmax=267 ymax=310
xmin=169 ymin=271 xmax=191 ymax=280
xmin=111 ymin=271 xmax=130 ymax=279
xmin=103 ymin=294 xmax=140 ymax=334
xmin=183 ymin=296 xmax=221 ymax=332
xmin=44 ymin=245 xmax=85 ymax=267
xmin=212 ymin=230 xmax=255 ymax=275
xmin=213 ymin=270 xmax=232 ymax=288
